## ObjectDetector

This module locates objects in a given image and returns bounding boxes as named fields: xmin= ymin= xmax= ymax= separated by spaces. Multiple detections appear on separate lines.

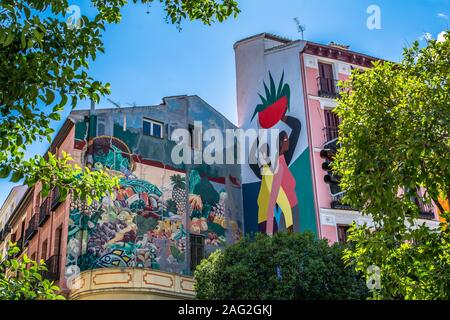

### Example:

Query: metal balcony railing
xmin=11 ymin=237 xmax=24 ymax=258
xmin=24 ymin=214 xmax=38 ymax=243
xmin=317 ymin=77 xmax=340 ymax=98
xmin=418 ymin=203 xmax=436 ymax=220
xmin=323 ymin=126 xmax=339 ymax=143
xmin=331 ymin=192 xmax=356 ymax=211
xmin=41 ymin=255 xmax=60 ymax=281
xmin=50 ymin=187 xmax=62 ymax=211
xmin=39 ymin=198 xmax=51 ymax=227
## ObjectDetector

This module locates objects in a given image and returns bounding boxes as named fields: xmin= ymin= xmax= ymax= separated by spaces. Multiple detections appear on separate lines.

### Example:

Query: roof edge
xmin=234 ymin=33 xmax=291 ymax=49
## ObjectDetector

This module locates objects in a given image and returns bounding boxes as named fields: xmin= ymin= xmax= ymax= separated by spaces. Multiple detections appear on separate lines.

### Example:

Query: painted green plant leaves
xmin=251 ymin=71 xmax=291 ymax=128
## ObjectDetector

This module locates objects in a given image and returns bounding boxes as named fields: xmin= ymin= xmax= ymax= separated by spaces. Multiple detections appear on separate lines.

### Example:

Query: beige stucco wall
xmin=68 ymin=267 xmax=195 ymax=300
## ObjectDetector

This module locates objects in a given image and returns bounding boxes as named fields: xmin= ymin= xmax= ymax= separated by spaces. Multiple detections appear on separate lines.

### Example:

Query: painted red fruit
xmin=258 ymin=96 xmax=288 ymax=129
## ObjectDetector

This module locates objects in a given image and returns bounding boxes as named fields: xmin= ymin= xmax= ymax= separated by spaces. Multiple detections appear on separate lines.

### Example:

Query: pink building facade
xmin=235 ymin=33 xmax=441 ymax=243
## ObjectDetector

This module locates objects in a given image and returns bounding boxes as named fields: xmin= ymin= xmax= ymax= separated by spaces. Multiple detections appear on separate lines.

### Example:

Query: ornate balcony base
xmin=67 ymin=268 xmax=195 ymax=300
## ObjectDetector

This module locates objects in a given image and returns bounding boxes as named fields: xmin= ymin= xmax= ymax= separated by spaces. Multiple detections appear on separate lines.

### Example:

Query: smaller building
xmin=0 ymin=186 xmax=27 ymax=257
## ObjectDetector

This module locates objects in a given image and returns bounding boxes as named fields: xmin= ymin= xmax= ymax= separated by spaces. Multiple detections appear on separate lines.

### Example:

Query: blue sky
xmin=1 ymin=0 xmax=449 ymax=205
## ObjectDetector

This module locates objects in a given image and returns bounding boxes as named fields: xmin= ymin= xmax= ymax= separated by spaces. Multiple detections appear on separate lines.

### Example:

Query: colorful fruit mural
xmin=67 ymin=100 xmax=244 ymax=276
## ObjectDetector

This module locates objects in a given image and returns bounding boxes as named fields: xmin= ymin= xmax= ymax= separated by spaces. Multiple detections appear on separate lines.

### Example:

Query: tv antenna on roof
xmin=107 ymin=98 xmax=121 ymax=109
xmin=294 ymin=18 xmax=306 ymax=40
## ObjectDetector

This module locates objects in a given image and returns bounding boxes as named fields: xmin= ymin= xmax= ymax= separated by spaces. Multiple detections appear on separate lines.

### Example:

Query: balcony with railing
xmin=41 ymin=255 xmax=60 ymax=281
xmin=24 ymin=214 xmax=38 ymax=244
xmin=12 ymin=237 xmax=23 ymax=258
xmin=418 ymin=202 xmax=436 ymax=220
xmin=317 ymin=76 xmax=340 ymax=98
xmin=323 ymin=126 xmax=339 ymax=143
xmin=50 ymin=187 xmax=62 ymax=211
xmin=39 ymin=197 xmax=51 ymax=227
xmin=331 ymin=192 xmax=356 ymax=211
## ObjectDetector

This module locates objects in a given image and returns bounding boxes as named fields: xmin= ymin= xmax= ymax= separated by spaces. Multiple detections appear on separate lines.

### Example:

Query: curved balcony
xmin=67 ymin=267 xmax=195 ymax=300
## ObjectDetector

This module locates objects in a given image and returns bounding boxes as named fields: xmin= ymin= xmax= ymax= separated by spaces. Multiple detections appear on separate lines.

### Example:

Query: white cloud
xmin=437 ymin=31 xmax=447 ymax=42
xmin=437 ymin=13 xmax=448 ymax=19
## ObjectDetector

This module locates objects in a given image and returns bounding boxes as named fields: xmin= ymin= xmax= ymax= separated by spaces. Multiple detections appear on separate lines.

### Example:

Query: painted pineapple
xmin=211 ymin=192 xmax=227 ymax=228
xmin=170 ymin=174 xmax=186 ymax=216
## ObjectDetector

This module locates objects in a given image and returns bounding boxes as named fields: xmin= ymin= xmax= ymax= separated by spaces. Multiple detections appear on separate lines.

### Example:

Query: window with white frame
xmin=143 ymin=118 xmax=164 ymax=138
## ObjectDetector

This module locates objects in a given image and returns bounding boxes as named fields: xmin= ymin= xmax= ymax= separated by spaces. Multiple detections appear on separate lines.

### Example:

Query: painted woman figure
xmin=249 ymin=72 xmax=301 ymax=235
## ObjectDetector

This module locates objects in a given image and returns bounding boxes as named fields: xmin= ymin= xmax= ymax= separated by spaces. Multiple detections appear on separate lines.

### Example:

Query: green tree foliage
xmin=334 ymin=32 xmax=450 ymax=299
xmin=0 ymin=0 xmax=239 ymax=204
xmin=194 ymin=232 xmax=368 ymax=300
xmin=0 ymin=243 xmax=65 ymax=300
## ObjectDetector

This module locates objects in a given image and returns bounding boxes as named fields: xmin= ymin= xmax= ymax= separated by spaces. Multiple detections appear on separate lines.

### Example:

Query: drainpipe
xmin=299 ymin=51 xmax=322 ymax=239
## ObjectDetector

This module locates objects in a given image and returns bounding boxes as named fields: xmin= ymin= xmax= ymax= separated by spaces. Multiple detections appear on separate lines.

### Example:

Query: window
xmin=143 ymin=118 xmax=164 ymax=138
xmin=318 ymin=62 xmax=337 ymax=97
xmin=35 ymin=191 xmax=41 ymax=214
xmin=319 ymin=62 xmax=334 ymax=79
xmin=54 ymin=225 xmax=63 ymax=257
xmin=189 ymin=234 xmax=205 ymax=272
xmin=406 ymin=188 xmax=435 ymax=220
xmin=20 ymin=220 xmax=25 ymax=243
xmin=41 ymin=239 xmax=48 ymax=261
xmin=324 ymin=109 xmax=341 ymax=142
xmin=337 ymin=225 xmax=350 ymax=244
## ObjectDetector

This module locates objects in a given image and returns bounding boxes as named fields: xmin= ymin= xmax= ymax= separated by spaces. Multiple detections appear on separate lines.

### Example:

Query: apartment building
xmin=235 ymin=33 xmax=441 ymax=243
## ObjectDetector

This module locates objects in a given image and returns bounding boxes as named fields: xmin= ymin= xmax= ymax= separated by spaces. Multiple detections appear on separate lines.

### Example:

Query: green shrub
xmin=194 ymin=232 xmax=368 ymax=300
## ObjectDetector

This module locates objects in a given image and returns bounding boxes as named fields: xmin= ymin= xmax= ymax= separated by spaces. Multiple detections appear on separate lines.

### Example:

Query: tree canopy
xmin=0 ymin=243 xmax=65 ymax=300
xmin=194 ymin=232 xmax=368 ymax=300
xmin=334 ymin=31 xmax=450 ymax=299
xmin=0 ymin=0 xmax=239 ymax=203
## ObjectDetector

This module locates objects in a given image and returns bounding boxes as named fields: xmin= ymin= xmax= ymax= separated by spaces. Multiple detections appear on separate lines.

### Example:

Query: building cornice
xmin=8 ymin=187 xmax=32 ymax=227
xmin=303 ymin=41 xmax=381 ymax=68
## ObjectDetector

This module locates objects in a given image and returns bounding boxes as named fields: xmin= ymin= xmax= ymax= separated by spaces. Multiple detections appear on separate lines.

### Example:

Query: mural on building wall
xmin=248 ymin=72 xmax=302 ymax=235
xmin=67 ymin=108 xmax=243 ymax=276
xmin=187 ymin=170 xmax=242 ymax=254
xmin=67 ymin=135 xmax=187 ymax=273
